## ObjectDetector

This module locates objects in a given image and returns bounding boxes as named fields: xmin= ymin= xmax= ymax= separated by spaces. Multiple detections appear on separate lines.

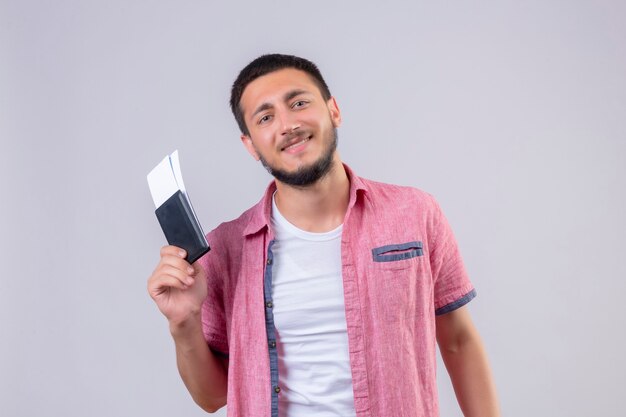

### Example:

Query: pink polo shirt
xmin=198 ymin=164 xmax=475 ymax=417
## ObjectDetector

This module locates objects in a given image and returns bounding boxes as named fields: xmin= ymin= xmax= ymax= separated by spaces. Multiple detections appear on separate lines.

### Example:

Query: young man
xmin=148 ymin=54 xmax=500 ymax=417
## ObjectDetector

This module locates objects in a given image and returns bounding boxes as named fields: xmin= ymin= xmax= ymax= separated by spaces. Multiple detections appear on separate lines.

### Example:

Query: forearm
xmin=440 ymin=336 xmax=500 ymax=417
xmin=171 ymin=315 xmax=228 ymax=413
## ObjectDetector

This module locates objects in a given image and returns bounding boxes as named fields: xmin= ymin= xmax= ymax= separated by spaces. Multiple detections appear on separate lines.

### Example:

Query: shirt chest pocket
xmin=368 ymin=241 xmax=430 ymax=321
xmin=368 ymin=241 xmax=429 ymax=321
xmin=372 ymin=241 xmax=423 ymax=266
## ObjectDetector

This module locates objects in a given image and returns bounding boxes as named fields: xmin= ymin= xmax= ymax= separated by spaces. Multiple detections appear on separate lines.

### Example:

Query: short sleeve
xmin=429 ymin=199 xmax=476 ymax=315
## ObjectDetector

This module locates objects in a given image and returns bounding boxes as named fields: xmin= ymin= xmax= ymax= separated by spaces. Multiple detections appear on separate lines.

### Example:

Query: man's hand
xmin=147 ymin=245 xmax=208 ymax=327
xmin=147 ymin=246 xmax=227 ymax=412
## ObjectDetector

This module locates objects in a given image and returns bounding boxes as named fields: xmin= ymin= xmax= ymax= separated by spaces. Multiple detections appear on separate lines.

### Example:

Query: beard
xmin=258 ymin=127 xmax=338 ymax=187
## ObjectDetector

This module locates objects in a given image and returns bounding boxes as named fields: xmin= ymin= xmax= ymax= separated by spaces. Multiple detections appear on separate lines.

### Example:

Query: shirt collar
xmin=242 ymin=163 xmax=368 ymax=237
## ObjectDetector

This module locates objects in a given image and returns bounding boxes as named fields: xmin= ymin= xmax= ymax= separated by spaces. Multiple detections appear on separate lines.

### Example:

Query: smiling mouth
xmin=281 ymin=135 xmax=312 ymax=151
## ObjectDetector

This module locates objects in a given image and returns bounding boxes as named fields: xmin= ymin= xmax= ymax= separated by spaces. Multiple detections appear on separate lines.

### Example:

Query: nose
xmin=276 ymin=108 xmax=300 ymax=136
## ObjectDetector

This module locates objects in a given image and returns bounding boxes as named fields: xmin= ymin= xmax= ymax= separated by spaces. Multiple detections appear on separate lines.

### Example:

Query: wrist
xmin=169 ymin=312 xmax=203 ymax=339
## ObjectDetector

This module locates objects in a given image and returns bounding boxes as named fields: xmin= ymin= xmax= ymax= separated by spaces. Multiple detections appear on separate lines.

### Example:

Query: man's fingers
xmin=160 ymin=245 xmax=187 ymax=259
xmin=148 ymin=271 xmax=193 ymax=296
xmin=158 ymin=264 xmax=195 ymax=286
xmin=147 ymin=246 xmax=198 ymax=297
xmin=159 ymin=254 xmax=195 ymax=276
xmin=148 ymin=277 xmax=186 ymax=298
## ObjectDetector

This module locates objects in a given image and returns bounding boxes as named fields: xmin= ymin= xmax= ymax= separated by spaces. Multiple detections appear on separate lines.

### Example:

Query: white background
xmin=1 ymin=1 xmax=625 ymax=416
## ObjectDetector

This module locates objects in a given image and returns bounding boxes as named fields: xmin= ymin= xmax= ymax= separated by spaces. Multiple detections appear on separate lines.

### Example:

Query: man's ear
xmin=327 ymin=96 xmax=342 ymax=128
xmin=241 ymin=134 xmax=261 ymax=161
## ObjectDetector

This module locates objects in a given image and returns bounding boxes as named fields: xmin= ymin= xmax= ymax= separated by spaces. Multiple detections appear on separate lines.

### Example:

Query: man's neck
xmin=273 ymin=155 xmax=349 ymax=233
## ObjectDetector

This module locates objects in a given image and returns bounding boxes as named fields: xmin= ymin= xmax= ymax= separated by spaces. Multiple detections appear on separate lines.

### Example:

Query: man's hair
xmin=230 ymin=54 xmax=332 ymax=136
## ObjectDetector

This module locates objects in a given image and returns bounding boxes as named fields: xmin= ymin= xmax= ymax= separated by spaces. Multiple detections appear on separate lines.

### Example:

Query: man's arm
xmin=148 ymin=245 xmax=228 ymax=413
xmin=170 ymin=315 xmax=228 ymax=413
xmin=436 ymin=305 xmax=500 ymax=417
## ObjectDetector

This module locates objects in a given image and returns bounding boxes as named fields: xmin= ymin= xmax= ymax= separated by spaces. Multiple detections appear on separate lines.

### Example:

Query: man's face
xmin=239 ymin=68 xmax=342 ymax=187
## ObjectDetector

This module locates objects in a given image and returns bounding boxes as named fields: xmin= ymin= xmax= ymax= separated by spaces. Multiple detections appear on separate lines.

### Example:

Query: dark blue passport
xmin=155 ymin=190 xmax=210 ymax=263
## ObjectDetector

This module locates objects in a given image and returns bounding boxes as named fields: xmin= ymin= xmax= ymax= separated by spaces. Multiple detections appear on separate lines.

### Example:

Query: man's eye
xmin=293 ymin=100 xmax=308 ymax=108
xmin=259 ymin=115 xmax=272 ymax=124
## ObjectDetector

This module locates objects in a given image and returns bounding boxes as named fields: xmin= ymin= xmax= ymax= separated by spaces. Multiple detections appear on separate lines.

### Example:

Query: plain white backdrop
xmin=1 ymin=1 xmax=625 ymax=416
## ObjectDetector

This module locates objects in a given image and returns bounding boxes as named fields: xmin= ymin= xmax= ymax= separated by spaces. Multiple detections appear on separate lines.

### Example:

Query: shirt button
xmin=266 ymin=301 xmax=273 ymax=308
xmin=266 ymin=258 xmax=272 ymax=265
xmin=274 ymin=386 xmax=281 ymax=393
xmin=269 ymin=340 xmax=276 ymax=348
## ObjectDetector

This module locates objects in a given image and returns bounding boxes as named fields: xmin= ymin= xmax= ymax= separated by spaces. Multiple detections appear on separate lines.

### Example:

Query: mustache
xmin=278 ymin=130 xmax=312 ymax=150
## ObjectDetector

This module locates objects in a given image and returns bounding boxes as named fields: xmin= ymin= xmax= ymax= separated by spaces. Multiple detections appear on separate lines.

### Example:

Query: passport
xmin=147 ymin=150 xmax=210 ymax=263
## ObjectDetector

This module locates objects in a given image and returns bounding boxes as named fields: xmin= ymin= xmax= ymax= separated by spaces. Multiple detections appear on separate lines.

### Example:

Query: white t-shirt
xmin=270 ymin=195 xmax=356 ymax=417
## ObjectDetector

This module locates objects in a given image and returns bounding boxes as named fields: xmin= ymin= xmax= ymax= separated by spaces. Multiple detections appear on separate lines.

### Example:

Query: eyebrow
xmin=284 ymin=88 xmax=308 ymax=102
xmin=250 ymin=89 xmax=310 ymax=119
